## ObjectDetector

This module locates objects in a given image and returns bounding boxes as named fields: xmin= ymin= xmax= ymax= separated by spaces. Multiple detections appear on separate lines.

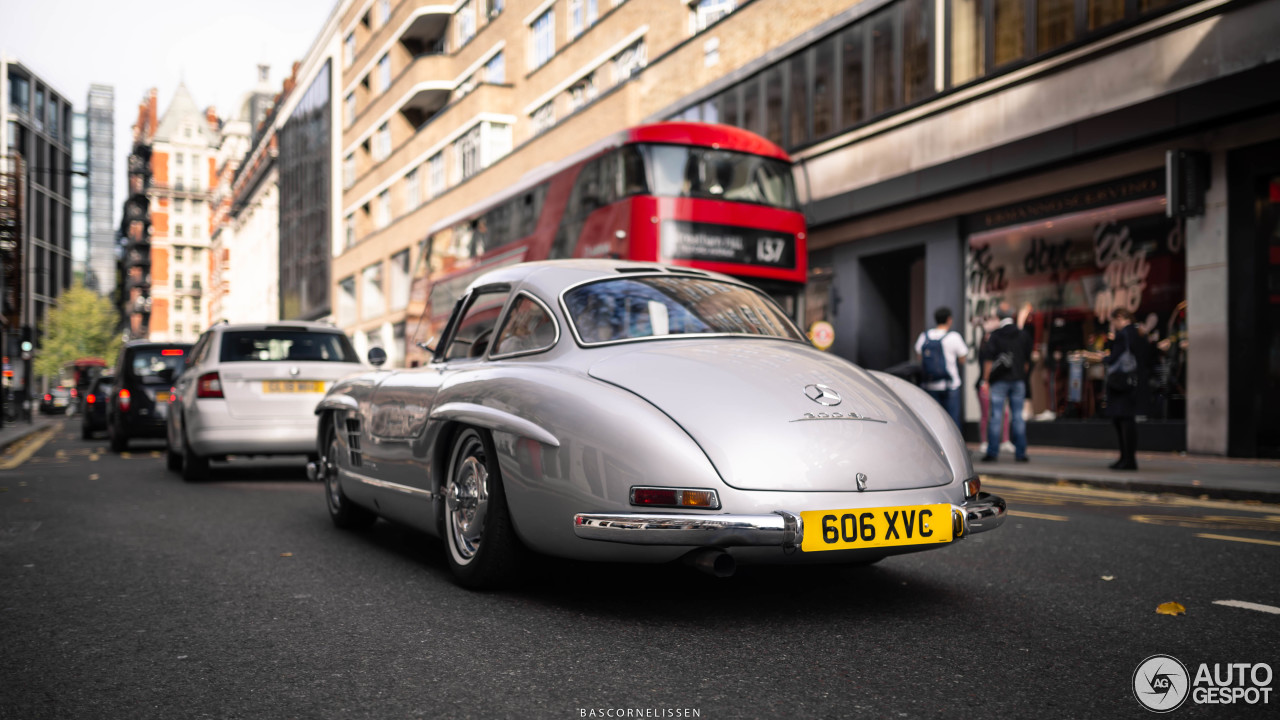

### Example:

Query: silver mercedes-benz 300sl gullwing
xmin=309 ymin=259 xmax=1005 ymax=588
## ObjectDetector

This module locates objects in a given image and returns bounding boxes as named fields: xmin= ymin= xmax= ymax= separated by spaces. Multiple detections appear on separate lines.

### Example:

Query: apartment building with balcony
xmin=331 ymin=0 xmax=855 ymax=364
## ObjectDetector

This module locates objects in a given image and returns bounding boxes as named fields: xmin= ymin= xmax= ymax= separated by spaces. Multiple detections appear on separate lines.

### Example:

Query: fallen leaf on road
xmin=1156 ymin=601 xmax=1186 ymax=616
xmin=88 ymin=474 xmax=99 ymax=481
xmin=280 ymin=552 xmax=294 ymax=557
xmin=120 ymin=452 xmax=132 ymax=459
xmin=89 ymin=454 xmax=99 ymax=461
xmin=18 ymin=482 xmax=27 ymax=487
xmin=20 ymin=498 xmax=34 ymax=503
xmin=1101 ymin=575 xmax=1115 ymax=581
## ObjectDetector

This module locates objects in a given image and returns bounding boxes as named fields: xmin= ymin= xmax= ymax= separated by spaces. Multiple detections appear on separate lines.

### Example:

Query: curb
xmin=976 ymin=468 xmax=1280 ymax=504
xmin=0 ymin=420 xmax=59 ymax=455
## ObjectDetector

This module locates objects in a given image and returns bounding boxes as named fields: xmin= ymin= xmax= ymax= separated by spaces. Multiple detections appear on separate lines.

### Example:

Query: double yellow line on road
xmin=0 ymin=425 xmax=61 ymax=471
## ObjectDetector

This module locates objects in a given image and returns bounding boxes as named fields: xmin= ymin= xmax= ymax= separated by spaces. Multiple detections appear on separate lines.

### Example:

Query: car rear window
xmin=129 ymin=348 xmax=187 ymax=383
xmin=219 ymin=330 xmax=360 ymax=363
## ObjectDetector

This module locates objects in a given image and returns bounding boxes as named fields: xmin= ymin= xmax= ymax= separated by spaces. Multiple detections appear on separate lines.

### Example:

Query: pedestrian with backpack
xmin=915 ymin=307 xmax=969 ymax=429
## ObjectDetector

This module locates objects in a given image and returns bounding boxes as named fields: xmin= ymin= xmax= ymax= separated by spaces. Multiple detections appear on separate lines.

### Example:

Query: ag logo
xmin=1134 ymin=655 xmax=1190 ymax=713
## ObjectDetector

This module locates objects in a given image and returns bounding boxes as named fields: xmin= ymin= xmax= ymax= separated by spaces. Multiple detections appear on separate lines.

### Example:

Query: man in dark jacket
xmin=980 ymin=302 xmax=1032 ymax=462
xmin=1093 ymin=308 xmax=1151 ymax=470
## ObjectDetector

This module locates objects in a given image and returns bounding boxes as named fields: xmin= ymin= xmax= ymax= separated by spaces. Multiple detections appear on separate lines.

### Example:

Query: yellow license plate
xmin=155 ymin=392 xmax=170 ymax=403
xmin=800 ymin=504 xmax=953 ymax=552
xmin=262 ymin=381 xmax=325 ymax=394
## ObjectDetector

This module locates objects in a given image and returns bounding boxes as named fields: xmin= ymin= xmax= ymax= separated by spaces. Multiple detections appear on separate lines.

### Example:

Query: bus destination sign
xmin=660 ymin=221 xmax=796 ymax=269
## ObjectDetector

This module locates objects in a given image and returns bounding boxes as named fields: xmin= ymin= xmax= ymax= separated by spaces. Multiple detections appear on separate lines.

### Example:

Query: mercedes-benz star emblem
xmin=856 ymin=473 xmax=868 ymax=492
xmin=804 ymin=384 xmax=842 ymax=406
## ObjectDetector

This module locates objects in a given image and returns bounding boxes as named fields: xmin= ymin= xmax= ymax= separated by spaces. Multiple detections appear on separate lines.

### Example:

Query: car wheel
xmin=442 ymin=427 xmax=522 ymax=589
xmin=323 ymin=425 xmax=376 ymax=530
xmin=108 ymin=420 xmax=128 ymax=453
xmin=81 ymin=423 xmax=92 ymax=440
xmin=181 ymin=419 xmax=210 ymax=482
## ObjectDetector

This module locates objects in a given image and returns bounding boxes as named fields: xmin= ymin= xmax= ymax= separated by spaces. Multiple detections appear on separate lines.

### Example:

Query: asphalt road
xmin=2 ymin=420 xmax=1277 ymax=719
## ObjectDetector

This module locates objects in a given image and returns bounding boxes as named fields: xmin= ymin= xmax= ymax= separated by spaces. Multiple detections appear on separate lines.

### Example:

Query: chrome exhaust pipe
xmin=683 ymin=547 xmax=736 ymax=578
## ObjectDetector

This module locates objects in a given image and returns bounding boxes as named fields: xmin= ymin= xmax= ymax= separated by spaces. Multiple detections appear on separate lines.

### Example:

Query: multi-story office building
xmin=146 ymin=84 xmax=220 ymax=343
xmin=71 ymin=110 xmax=88 ymax=283
xmin=284 ymin=0 xmax=1279 ymax=456
xmin=209 ymin=66 xmax=290 ymax=326
xmin=1 ymin=57 xmax=74 ymax=393
xmin=84 ymin=85 xmax=114 ymax=297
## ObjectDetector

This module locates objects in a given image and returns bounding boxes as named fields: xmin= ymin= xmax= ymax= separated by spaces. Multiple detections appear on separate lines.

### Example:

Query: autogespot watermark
xmin=1133 ymin=655 xmax=1273 ymax=713
xmin=577 ymin=708 xmax=701 ymax=718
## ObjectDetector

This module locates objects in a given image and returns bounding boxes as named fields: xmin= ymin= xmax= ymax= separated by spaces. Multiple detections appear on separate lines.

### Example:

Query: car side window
xmin=491 ymin=293 xmax=557 ymax=357
xmin=443 ymin=288 xmax=511 ymax=361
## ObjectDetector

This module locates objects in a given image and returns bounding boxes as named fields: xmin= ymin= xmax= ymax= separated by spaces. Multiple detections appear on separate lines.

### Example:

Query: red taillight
xmin=70 ymin=388 xmax=78 ymax=397
xmin=118 ymin=389 xmax=131 ymax=412
xmin=196 ymin=372 xmax=224 ymax=399
xmin=161 ymin=349 xmax=184 ymax=356
xmin=87 ymin=394 xmax=96 ymax=405
xmin=168 ymin=386 xmax=177 ymax=403
xmin=44 ymin=394 xmax=52 ymax=402
xmin=630 ymin=486 xmax=720 ymax=509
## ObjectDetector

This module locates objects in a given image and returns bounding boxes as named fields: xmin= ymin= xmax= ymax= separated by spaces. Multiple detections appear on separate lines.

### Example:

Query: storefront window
xmin=1037 ymin=0 xmax=1075 ymax=53
xmin=993 ymin=0 xmax=1026 ymax=67
xmin=965 ymin=173 xmax=1186 ymax=423
xmin=1089 ymin=0 xmax=1126 ymax=30
xmin=870 ymin=9 xmax=897 ymax=115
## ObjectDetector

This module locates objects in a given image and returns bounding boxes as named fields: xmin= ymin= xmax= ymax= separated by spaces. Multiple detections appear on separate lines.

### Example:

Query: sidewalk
xmin=970 ymin=444 xmax=1280 ymax=503
xmin=0 ymin=416 xmax=61 ymax=454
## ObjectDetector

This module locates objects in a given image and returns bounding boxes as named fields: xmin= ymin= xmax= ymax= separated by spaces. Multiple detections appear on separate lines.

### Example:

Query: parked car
xmin=308 ymin=260 xmax=1006 ymax=589
xmin=166 ymin=321 xmax=367 ymax=480
xmin=39 ymin=386 xmax=72 ymax=414
xmin=107 ymin=341 xmax=191 ymax=452
xmin=81 ymin=375 xmax=114 ymax=439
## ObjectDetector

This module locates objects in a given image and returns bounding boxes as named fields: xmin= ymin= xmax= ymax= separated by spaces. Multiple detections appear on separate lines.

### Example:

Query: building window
xmin=787 ymin=53 xmax=808 ymax=147
xmin=175 ymin=297 xmax=184 ymax=311
xmin=949 ymin=0 xmax=985 ymax=86
xmin=994 ymin=0 xmax=1027 ymax=66
xmin=192 ymin=247 xmax=201 ymax=263
xmin=345 ymin=92 xmax=356 ymax=127
xmin=455 ymin=125 xmax=482 ymax=183
xmin=175 ymin=323 xmax=183 ymax=337
xmin=569 ymin=0 xmax=598 ymax=38
xmin=612 ymin=40 xmax=647 ymax=82
xmin=345 ymin=214 xmax=357 ymax=248
xmin=568 ymin=74 xmax=597 ymax=112
xmin=902 ymin=0 xmax=935 ymax=104
xmin=34 ymin=88 xmax=45 ymax=131
xmin=175 ymin=245 xmax=185 ymax=261
xmin=763 ymin=66 xmax=783 ymax=146
xmin=176 ymin=152 xmax=185 ymax=166
xmin=690 ymin=0 xmax=734 ymax=33
xmin=338 ymin=276 xmax=357 ymax=326
xmin=530 ymin=9 xmax=555 ymax=70
xmin=1090 ymin=0 xmax=1127 ymax=29
xmin=193 ymin=297 xmax=201 ymax=314
xmin=405 ymin=168 xmax=420 ymax=211
xmin=192 ymin=274 xmax=202 ymax=290
xmin=175 ymin=273 xmax=184 ymax=290
xmin=193 ymin=225 xmax=201 ymax=238
xmin=487 ymin=0 xmax=504 ymax=18
xmin=378 ymin=54 xmax=392 ymax=93
xmin=812 ymin=37 xmax=835 ymax=138
xmin=175 ymin=224 xmax=185 ymax=238
xmin=344 ymin=32 xmax=356 ymax=68
xmin=531 ymin=102 xmax=555 ymax=134
xmin=361 ymin=262 xmax=384 ymax=319
xmin=174 ymin=197 xmax=185 ymax=213
xmin=8 ymin=74 xmax=29 ymax=114
xmin=484 ymin=52 xmax=506 ymax=84
xmin=375 ymin=190 xmax=391 ymax=229
xmin=344 ymin=153 xmax=356 ymax=189
xmin=193 ymin=324 xmax=201 ymax=335
xmin=458 ymin=0 xmax=477 ymax=46
xmin=377 ymin=0 xmax=391 ymax=27
xmin=390 ymin=249 xmax=410 ymax=311
xmin=374 ymin=123 xmax=391 ymax=161
xmin=428 ymin=153 xmax=445 ymax=197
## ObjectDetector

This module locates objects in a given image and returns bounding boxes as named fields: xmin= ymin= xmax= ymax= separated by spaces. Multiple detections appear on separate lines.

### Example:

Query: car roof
xmin=469 ymin=259 xmax=738 ymax=299
xmin=210 ymin=321 xmax=344 ymax=333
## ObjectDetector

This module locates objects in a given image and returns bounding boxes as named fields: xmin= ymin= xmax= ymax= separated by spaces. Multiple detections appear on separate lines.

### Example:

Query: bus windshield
xmin=637 ymin=144 xmax=798 ymax=210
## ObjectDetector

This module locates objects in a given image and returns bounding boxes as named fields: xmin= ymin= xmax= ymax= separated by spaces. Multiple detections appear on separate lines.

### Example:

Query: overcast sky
xmin=1 ymin=0 xmax=337 ymax=229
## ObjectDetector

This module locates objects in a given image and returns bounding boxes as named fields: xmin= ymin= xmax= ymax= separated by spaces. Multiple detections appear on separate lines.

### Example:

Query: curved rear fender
xmin=429 ymin=370 xmax=724 ymax=557
xmin=870 ymin=371 xmax=975 ymax=485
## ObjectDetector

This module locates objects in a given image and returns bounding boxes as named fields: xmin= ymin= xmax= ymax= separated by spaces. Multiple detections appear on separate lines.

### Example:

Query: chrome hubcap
xmin=447 ymin=439 xmax=489 ymax=562
xmin=325 ymin=440 xmax=342 ymax=511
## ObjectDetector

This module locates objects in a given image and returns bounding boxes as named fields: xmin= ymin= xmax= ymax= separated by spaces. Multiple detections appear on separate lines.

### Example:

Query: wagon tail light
xmin=86 ymin=394 xmax=96 ymax=405
xmin=118 ymin=389 xmax=131 ymax=411
xmin=196 ymin=372 xmax=224 ymax=399
xmin=630 ymin=486 xmax=721 ymax=510
xmin=44 ymin=394 xmax=52 ymax=402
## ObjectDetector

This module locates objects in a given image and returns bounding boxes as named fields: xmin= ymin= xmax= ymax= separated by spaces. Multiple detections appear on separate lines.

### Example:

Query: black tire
xmin=323 ymin=423 xmax=376 ymax=530
xmin=442 ymin=427 xmax=523 ymax=589
xmin=108 ymin=421 xmax=128 ymax=453
xmin=81 ymin=423 xmax=92 ymax=440
xmin=181 ymin=419 xmax=210 ymax=482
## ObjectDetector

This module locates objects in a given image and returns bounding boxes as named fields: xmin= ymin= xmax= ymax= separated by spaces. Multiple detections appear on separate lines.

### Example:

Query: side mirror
xmin=367 ymin=347 xmax=388 ymax=367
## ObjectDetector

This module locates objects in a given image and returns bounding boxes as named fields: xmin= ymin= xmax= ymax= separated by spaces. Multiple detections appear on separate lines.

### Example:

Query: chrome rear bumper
xmin=573 ymin=493 xmax=1006 ymax=547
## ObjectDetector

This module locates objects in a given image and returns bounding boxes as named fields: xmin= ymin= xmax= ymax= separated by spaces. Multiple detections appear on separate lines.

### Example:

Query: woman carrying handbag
xmin=1085 ymin=308 xmax=1150 ymax=470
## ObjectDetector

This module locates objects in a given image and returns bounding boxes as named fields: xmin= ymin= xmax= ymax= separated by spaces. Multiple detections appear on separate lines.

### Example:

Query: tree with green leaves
xmin=34 ymin=284 xmax=122 ymax=379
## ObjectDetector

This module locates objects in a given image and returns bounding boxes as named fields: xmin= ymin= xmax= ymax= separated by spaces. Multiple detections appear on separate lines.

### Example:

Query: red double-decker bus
xmin=406 ymin=122 xmax=807 ymax=363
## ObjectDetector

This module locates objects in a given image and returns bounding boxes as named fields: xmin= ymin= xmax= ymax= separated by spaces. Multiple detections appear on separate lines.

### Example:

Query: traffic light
xmin=20 ymin=325 xmax=31 ymax=360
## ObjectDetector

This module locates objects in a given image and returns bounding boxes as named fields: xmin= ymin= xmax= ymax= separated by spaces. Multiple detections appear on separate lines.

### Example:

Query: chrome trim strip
xmin=347 ymin=469 xmax=436 ymax=500
xmin=572 ymin=510 xmax=799 ymax=547
xmin=429 ymin=401 xmax=561 ymax=447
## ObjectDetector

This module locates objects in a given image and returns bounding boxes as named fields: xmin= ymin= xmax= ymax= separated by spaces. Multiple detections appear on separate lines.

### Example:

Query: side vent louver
xmin=345 ymin=418 xmax=362 ymax=467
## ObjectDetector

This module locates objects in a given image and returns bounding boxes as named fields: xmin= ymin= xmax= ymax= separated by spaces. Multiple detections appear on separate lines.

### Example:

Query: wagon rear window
xmin=563 ymin=276 xmax=804 ymax=344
